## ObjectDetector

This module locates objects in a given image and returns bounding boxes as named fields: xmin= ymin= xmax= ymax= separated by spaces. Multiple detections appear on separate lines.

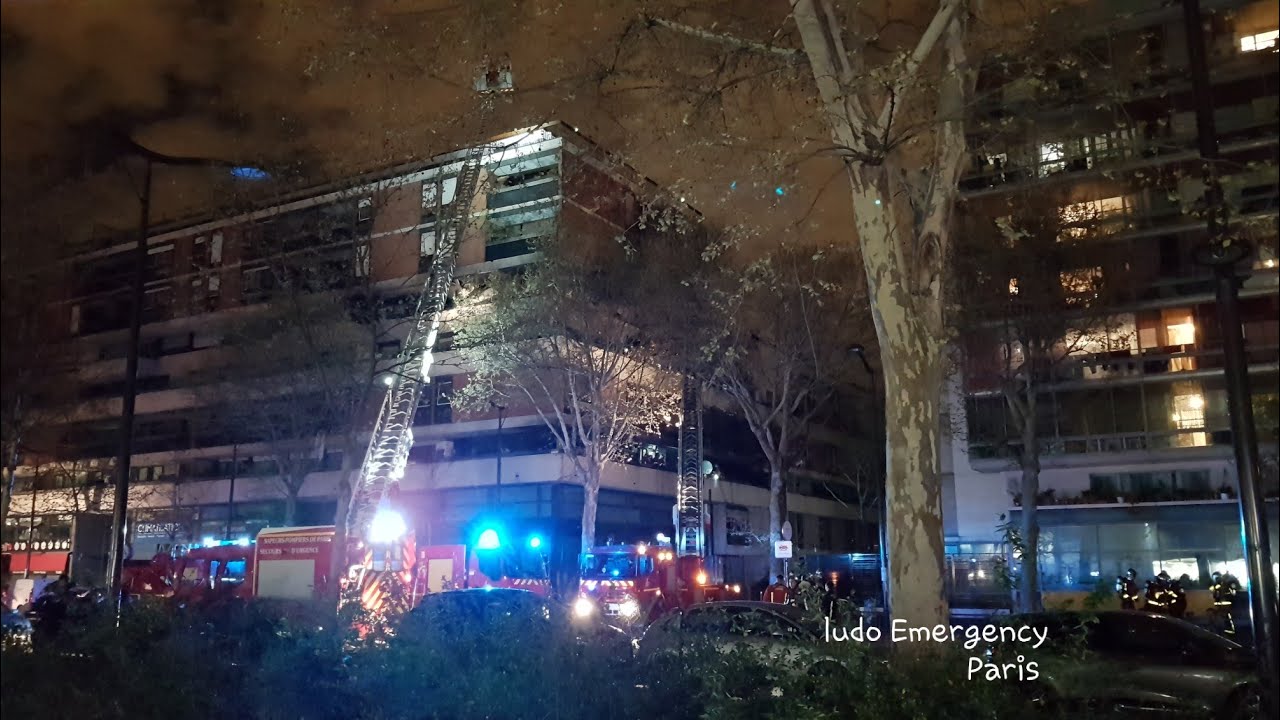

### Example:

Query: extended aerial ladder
xmin=675 ymin=377 xmax=705 ymax=559
xmin=345 ymin=62 xmax=513 ymax=614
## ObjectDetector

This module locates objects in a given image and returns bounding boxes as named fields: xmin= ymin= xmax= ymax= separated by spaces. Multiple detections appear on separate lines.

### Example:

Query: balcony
xmin=1011 ymin=488 xmax=1244 ymax=509
xmin=1053 ymin=343 xmax=1280 ymax=385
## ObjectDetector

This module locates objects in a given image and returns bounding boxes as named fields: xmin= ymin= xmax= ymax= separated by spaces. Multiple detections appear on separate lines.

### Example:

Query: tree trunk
xmin=882 ymin=348 xmax=948 ymax=628
xmin=580 ymin=461 xmax=601 ymax=553
xmin=284 ymin=488 xmax=299 ymax=527
xmin=0 ymin=440 xmax=18 ymax=541
xmin=791 ymin=0 xmax=970 ymax=632
xmin=768 ymin=463 xmax=787 ymax=577
xmin=1018 ymin=391 xmax=1043 ymax=613
xmin=326 ymin=443 xmax=357 ymax=609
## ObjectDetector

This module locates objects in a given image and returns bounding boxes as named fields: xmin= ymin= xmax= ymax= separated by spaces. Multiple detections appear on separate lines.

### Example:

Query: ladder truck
xmin=573 ymin=379 xmax=737 ymax=625
xmin=343 ymin=66 xmax=514 ymax=615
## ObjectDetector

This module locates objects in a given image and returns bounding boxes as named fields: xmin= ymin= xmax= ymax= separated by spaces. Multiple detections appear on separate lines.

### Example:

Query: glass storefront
xmin=1012 ymin=500 xmax=1280 ymax=591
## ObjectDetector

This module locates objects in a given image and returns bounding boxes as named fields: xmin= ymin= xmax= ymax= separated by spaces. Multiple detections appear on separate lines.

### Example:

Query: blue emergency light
xmin=477 ymin=528 xmax=501 ymax=550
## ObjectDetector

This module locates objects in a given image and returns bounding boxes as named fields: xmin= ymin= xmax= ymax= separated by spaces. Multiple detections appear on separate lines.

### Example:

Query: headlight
xmin=619 ymin=599 xmax=640 ymax=618
xmin=573 ymin=596 xmax=595 ymax=618
xmin=696 ymin=571 xmax=708 ymax=586
xmin=732 ymin=584 xmax=741 ymax=594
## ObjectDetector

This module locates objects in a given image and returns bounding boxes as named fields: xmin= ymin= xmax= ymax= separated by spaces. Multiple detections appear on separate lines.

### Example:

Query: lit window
xmin=1166 ymin=320 xmax=1196 ymax=346
xmin=1038 ymin=143 xmax=1065 ymax=175
xmin=1008 ymin=278 xmax=1020 ymax=296
xmin=1240 ymin=30 xmax=1278 ymax=53
xmin=1171 ymin=393 xmax=1207 ymax=447
xmin=1060 ymin=267 xmax=1102 ymax=296
xmin=1062 ymin=196 xmax=1129 ymax=223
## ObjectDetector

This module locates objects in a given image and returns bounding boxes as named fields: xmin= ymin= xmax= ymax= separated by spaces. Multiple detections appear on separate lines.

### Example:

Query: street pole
xmin=225 ymin=444 xmax=237 ymax=541
xmin=1181 ymin=0 xmax=1277 ymax=712
xmin=25 ymin=471 xmax=36 ymax=579
xmin=851 ymin=345 xmax=889 ymax=619
xmin=107 ymin=158 xmax=151 ymax=613
xmin=493 ymin=403 xmax=505 ymax=504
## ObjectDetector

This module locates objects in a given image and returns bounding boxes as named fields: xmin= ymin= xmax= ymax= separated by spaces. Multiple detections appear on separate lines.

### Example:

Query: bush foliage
xmin=2 ymin=601 xmax=1060 ymax=720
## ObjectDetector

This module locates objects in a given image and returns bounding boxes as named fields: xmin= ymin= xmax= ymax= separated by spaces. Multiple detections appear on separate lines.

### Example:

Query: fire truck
xmin=573 ymin=542 xmax=740 ymax=625
xmin=123 ymin=525 xmax=549 ymax=608
xmin=119 ymin=541 xmax=255 ymax=609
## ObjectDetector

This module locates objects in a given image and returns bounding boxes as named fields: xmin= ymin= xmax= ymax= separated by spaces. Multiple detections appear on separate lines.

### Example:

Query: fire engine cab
xmin=574 ymin=542 xmax=736 ymax=624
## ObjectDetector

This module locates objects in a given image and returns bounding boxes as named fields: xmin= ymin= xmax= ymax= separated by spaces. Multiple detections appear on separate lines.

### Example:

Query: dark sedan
xmin=999 ymin=610 xmax=1259 ymax=719
xmin=408 ymin=588 xmax=628 ymax=647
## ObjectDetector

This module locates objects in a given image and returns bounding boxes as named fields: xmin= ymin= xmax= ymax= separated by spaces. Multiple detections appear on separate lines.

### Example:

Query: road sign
xmin=774 ymin=540 xmax=793 ymax=559
xmin=781 ymin=521 xmax=793 ymax=541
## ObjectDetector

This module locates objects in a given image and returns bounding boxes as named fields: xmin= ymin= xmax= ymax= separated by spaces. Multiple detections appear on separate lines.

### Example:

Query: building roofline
xmin=74 ymin=121 xmax=702 ymax=262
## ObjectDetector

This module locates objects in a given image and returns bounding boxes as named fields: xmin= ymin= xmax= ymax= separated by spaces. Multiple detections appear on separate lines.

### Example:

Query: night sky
xmin=1 ymin=0 xmax=957 ymax=254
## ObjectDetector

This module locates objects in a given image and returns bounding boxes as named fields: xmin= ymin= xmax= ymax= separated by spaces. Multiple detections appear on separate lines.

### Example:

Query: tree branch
xmin=645 ymin=16 xmax=808 ymax=61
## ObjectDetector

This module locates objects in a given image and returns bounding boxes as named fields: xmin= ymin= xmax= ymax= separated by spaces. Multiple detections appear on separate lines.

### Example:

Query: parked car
xmin=636 ymin=601 xmax=850 ymax=678
xmin=409 ymin=588 xmax=628 ymax=648
xmin=997 ymin=610 xmax=1259 ymax=719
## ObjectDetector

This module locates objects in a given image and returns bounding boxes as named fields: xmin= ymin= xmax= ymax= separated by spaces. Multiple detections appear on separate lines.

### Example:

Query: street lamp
xmin=849 ymin=344 xmax=889 ymax=617
xmin=1180 ymin=1 xmax=1277 ymax=711
xmin=106 ymin=138 xmax=268 ymax=613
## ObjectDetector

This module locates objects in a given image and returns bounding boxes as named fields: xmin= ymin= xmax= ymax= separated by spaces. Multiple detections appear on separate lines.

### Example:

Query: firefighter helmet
xmin=1125 ymin=568 xmax=1137 ymax=580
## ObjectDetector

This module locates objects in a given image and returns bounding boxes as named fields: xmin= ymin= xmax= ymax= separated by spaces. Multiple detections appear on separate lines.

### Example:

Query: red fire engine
xmin=121 ymin=541 xmax=255 ymax=606
xmin=573 ymin=542 xmax=740 ymax=624
xmin=123 ymin=525 xmax=549 ymax=609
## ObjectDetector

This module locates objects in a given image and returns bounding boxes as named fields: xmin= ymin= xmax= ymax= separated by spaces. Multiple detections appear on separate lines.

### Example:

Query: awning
xmin=3 ymin=552 xmax=69 ymax=575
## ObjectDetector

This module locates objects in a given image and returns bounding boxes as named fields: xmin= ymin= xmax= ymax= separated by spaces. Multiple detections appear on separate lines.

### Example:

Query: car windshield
xmin=580 ymin=553 xmax=652 ymax=579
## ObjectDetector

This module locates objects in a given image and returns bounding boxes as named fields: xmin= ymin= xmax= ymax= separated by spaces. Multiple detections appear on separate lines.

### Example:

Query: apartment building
xmin=2 ymin=124 xmax=870 ymax=600
xmin=943 ymin=0 xmax=1279 ymax=602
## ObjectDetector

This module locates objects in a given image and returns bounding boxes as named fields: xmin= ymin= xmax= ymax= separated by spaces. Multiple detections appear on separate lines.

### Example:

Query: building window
xmin=1060 ymin=267 xmax=1102 ymax=297
xmin=354 ymin=241 xmax=370 ymax=277
xmin=1171 ymin=393 xmax=1207 ymax=447
xmin=422 ymin=178 xmax=459 ymax=210
xmin=414 ymin=377 xmax=453 ymax=426
xmin=1239 ymin=30 xmax=1278 ymax=53
xmin=1062 ymin=196 xmax=1130 ymax=225
xmin=1038 ymin=142 xmax=1065 ymax=175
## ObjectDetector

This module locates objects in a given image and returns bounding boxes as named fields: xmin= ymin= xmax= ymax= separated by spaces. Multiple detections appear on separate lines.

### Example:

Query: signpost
xmin=778 ymin=520 xmax=795 ymax=579
xmin=773 ymin=540 xmax=793 ymax=559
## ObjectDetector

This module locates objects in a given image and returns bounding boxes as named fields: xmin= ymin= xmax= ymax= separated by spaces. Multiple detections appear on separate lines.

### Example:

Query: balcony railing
xmin=961 ymin=117 xmax=1277 ymax=195
xmin=1053 ymin=343 xmax=1280 ymax=385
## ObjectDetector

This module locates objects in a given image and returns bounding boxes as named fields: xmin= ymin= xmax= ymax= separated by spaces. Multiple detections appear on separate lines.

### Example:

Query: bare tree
xmin=453 ymin=230 xmax=680 ymax=553
xmin=710 ymin=243 xmax=869 ymax=575
xmin=193 ymin=185 xmax=418 ymax=602
xmin=950 ymin=192 xmax=1130 ymax=612
xmin=0 ymin=189 xmax=81 ymax=536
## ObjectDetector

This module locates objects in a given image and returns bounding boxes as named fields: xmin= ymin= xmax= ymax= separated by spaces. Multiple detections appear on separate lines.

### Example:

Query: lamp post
xmin=106 ymin=139 xmax=268 ymax=613
xmin=849 ymin=344 xmax=888 ymax=617
xmin=491 ymin=401 xmax=506 ymax=503
xmin=1180 ymin=1 xmax=1277 ymax=711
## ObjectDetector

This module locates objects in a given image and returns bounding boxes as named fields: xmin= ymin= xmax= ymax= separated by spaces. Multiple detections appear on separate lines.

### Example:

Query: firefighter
xmin=44 ymin=573 xmax=71 ymax=599
xmin=1116 ymin=568 xmax=1140 ymax=610
xmin=1144 ymin=574 xmax=1168 ymax=613
xmin=1155 ymin=571 xmax=1174 ymax=610
xmin=1167 ymin=574 xmax=1189 ymax=619
xmin=764 ymin=575 xmax=789 ymax=604
xmin=1210 ymin=571 xmax=1239 ymax=636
